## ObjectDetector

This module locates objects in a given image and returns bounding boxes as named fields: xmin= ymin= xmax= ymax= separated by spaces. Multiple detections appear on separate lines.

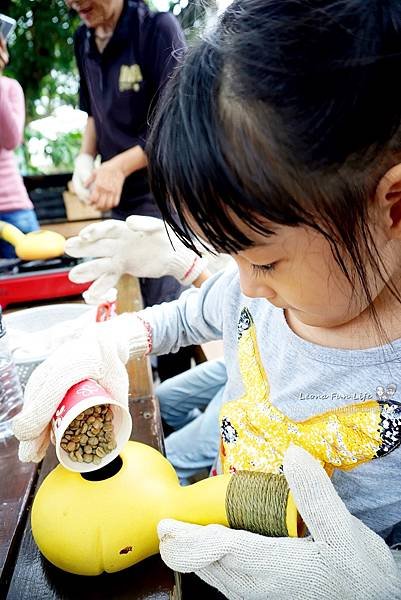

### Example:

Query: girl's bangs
xmin=148 ymin=42 xmax=306 ymax=255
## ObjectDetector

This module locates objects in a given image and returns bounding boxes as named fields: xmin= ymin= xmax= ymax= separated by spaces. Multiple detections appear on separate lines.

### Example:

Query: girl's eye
xmin=251 ymin=262 xmax=277 ymax=275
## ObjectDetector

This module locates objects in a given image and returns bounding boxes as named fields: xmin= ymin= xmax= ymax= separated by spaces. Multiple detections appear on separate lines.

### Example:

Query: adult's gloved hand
xmin=65 ymin=216 xmax=206 ymax=304
xmin=72 ymin=153 xmax=95 ymax=204
xmin=158 ymin=445 xmax=401 ymax=600
xmin=12 ymin=314 xmax=150 ymax=463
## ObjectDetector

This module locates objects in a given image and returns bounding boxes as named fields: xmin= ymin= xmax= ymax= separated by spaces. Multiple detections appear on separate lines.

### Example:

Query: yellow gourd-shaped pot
xmin=0 ymin=221 xmax=65 ymax=260
xmin=32 ymin=441 xmax=299 ymax=575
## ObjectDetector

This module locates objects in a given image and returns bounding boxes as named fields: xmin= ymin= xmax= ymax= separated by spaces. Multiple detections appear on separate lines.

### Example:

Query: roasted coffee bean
xmin=62 ymin=403 xmax=117 ymax=468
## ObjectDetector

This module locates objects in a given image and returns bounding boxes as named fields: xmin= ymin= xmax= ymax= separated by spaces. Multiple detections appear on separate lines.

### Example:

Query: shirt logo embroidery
xmin=119 ymin=64 xmax=143 ymax=92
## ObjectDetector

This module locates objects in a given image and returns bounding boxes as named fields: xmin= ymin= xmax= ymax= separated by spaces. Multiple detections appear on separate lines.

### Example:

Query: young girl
xmin=14 ymin=0 xmax=401 ymax=596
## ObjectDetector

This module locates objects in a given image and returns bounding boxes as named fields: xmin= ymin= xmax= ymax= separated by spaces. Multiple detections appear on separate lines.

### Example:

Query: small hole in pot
xmin=81 ymin=455 xmax=123 ymax=481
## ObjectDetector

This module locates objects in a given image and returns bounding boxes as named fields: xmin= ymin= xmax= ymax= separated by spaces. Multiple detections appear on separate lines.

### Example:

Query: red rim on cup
xmin=52 ymin=379 xmax=132 ymax=473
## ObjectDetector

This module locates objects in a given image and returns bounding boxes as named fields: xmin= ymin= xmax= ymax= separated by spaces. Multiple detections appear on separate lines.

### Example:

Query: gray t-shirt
xmin=141 ymin=266 xmax=401 ymax=539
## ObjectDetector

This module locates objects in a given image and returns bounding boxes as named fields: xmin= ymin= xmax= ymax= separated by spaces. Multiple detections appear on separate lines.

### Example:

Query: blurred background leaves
xmin=3 ymin=0 xmax=217 ymax=173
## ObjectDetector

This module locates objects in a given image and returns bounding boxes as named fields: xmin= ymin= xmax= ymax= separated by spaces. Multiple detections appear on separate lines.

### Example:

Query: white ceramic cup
xmin=52 ymin=378 xmax=132 ymax=473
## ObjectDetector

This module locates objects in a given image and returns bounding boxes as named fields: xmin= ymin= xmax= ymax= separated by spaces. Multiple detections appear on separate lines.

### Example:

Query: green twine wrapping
xmin=226 ymin=471 xmax=290 ymax=537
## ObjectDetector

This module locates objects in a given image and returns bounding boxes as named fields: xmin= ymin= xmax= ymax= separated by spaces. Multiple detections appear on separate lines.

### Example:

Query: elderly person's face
xmin=65 ymin=0 xmax=120 ymax=28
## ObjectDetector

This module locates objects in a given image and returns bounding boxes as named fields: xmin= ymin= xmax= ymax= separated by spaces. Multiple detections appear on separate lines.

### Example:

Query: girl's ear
xmin=375 ymin=163 xmax=401 ymax=239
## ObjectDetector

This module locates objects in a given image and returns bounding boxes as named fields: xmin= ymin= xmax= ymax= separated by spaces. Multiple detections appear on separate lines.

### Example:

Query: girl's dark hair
xmin=148 ymin=0 xmax=401 ymax=313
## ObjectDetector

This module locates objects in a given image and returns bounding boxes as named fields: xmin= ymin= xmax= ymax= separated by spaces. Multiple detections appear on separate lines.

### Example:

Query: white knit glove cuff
xmin=72 ymin=153 xmax=95 ymax=204
xmin=391 ymin=549 xmax=401 ymax=569
xmin=168 ymin=251 xmax=206 ymax=285
xmin=110 ymin=312 xmax=152 ymax=359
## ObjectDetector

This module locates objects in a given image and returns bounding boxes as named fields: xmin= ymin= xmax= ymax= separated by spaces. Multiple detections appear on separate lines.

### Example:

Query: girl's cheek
xmin=239 ymin=276 xmax=276 ymax=300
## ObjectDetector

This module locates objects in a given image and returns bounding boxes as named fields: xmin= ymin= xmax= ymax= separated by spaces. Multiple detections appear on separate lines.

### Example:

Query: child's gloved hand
xmin=158 ymin=445 xmax=401 ymax=600
xmin=12 ymin=314 xmax=150 ymax=463
xmin=65 ymin=216 xmax=206 ymax=305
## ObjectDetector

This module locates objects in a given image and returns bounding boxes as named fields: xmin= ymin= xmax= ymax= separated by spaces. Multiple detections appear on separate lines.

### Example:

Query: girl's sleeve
xmin=139 ymin=268 xmax=231 ymax=356
xmin=0 ymin=78 xmax=25 ymax=150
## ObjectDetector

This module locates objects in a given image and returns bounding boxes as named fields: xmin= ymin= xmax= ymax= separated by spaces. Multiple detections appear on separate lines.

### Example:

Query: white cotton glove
xmin=72 ymin=153 xmax=95 ymax=204
xmin=158 ymin=445 xmax=401 ymax=600
xmin=12 ymin=313 xmax=149 ymax=463
xmin=65 ymin=216 xmax=206 ymax=305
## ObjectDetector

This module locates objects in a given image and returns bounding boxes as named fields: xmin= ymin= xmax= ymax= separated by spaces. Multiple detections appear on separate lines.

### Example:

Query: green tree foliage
xmin=5 ymin=0 xmax=80 ymax=122
xmin=3 ymin=0 xmax=216 ymax=172
xmin=149 ymin=0 xmax=217 ymax=41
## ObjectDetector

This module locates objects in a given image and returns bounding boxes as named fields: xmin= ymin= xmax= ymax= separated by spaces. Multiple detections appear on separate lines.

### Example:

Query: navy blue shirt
xmin=74 ymin=0 xmax=186 ymax=209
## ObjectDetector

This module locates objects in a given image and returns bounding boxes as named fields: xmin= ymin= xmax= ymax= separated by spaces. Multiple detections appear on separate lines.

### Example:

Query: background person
xmin=0 ymin=35 xmax=39 ymax=258
xmin=67 ymin=0 xmax=191 ymax=378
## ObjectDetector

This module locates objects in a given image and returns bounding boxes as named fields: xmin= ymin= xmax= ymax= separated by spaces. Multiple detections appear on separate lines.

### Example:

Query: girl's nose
xmin=238 ymin=269 xmax=276 ymax=300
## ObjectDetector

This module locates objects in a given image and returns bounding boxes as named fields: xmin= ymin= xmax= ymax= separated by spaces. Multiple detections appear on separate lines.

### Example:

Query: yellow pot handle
xmin=0 ymin=221 xmax=65 ymax=260
xmin=0 ymin=221 xmax=25 ymax=246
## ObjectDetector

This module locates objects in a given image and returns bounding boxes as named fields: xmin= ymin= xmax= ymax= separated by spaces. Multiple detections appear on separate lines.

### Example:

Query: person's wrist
xmin=75 ymin=152 xmax=95 ymax=171
xmin=192 ymin=269 xmax=212 ymax=288
xmin=107 ymin=155 xmax=129 ymax=178
xmin=169 ymin=250 xmax=207 ymax=285
xmin=106 ymin=313 xmax=152 ymax=360
xmin=76 ymin=152 xmax=95 ymax=160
